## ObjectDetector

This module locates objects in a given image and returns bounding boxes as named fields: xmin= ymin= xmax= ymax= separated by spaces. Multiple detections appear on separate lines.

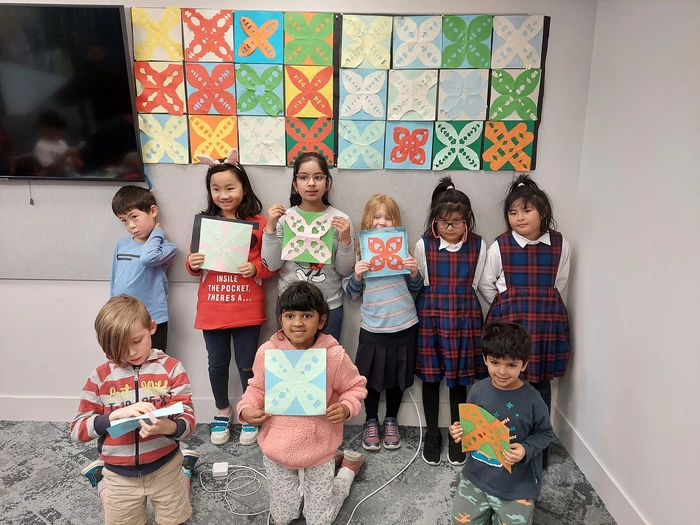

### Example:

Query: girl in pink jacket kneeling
xmin=237 ymin=281 xmax=368 ymax=525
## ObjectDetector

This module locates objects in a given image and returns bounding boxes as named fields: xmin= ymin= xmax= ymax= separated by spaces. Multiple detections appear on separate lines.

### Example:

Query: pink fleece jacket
xmin=237 ymin=332 xmax=367 ymax=469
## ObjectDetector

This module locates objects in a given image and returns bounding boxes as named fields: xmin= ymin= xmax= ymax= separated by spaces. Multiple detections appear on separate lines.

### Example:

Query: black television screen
xmin=0 ymin=4 xmax=144 ymax=181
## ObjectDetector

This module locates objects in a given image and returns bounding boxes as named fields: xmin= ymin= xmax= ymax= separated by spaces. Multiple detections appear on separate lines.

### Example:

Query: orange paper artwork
xmin=459 ymin=403 xmax=512 ymax=473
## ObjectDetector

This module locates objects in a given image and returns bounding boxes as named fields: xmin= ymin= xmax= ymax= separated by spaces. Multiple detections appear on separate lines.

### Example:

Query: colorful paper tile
xmin=441 ymin=15 xmax=493 ymax=69
xmin=341 ymin=15 xmax=392 ymax=69
xmin=234 ymin=10 xmax=284 ymax=64
xmin=238 ymin=116 xmax=286 ymax=166
xmin=337 ymin=121 xmax=385 ymax=170
xmin=185 ymin=63 xmax=236 ymax=115
xmin=286 ymin=118 xmax=335 ymax=167
xmin=132 ymin=7 xmax=183 ymax=61
xmin=432 ymin=121 xmax=483 ymax=170
xmin=265 ymin=348 xmax=327 ymax=416
xmin=384 ymin=121 xmax=433 ymax=170
xmin=134 ymin=62 xmax=185 ymax=115
xmin=182 ymin=8 xmax=234 ymax=62
xmin=138 ymin=114 xmax=189 ymax=164
xmin=284 ymin=66 xmax=334 ymax=118
xmin=339 ymin=69 xmax=387 ymax=121
xmin=438 ymin=69 xmax=488 ymax=121
xmin=195 ymin=216 xmax=253 ymax=273
xmin=459 ymin=403 xmax=512 ymax=473
xmin=189 ymin=115 xmax=238 ymax=163
xmin=489 ymin=69 xmax=541 ymax=121
xmin=284 ymin=12 xmax=334 ymax=65
xmin=360 ymin=227 xmax=410 ymax=278
xmin=492 ymin=15 xmax=544 ymax=69
xmin=482 ymin=121 xmax=535 ymax=172
xmin=392 ymin=16 xmax=442 ymax=69
xmin=281 ymin=209 xmax=334 ymax=264
xmin=387 ymin=70 xmax=438 ymax=121
xmin=235 ymin=64 xmax=284 ymax=116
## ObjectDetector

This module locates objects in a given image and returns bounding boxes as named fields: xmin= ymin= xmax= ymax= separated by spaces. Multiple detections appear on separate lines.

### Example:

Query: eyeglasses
xmin=434 ymin=219 xmax=467 ymax=229
xmin=295 ymin=174 xmax=327 ymax=184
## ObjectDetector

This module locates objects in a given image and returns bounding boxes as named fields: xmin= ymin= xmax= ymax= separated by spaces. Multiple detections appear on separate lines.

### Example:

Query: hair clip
xmin=447 ymin=185 xmax=455 ymax=190
xmin=196 ymin=148 xmax=239 ymax=167
xmin=518 ymin=182 xmax=525 ymax=187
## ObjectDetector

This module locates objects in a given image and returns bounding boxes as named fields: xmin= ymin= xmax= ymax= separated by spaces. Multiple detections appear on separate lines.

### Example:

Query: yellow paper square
xmin=284 ymin=65 xmax=334 ymax=118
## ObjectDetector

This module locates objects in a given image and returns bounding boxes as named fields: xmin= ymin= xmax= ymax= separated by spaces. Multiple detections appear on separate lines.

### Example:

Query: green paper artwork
xmin=441 ymin=15 xmax=493 ymax=69
xmin=284 ymin=12 xmax=334 ymax=65
xmin=281 ymin=209 xmax=334 ymax=264
xmin=432 ymin=121 xmax=483 ymax=170
xmin=235 ymin=64 xmax=284 ymax=116
xmin=489 ymin=69 xmax=542 ymax=121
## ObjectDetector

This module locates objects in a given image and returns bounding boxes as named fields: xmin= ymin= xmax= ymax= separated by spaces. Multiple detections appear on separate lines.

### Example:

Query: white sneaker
xmin=210 ymin=415 xmax=231 ymax=445
xmin=239 ymin=424 xmax=258 ymax=445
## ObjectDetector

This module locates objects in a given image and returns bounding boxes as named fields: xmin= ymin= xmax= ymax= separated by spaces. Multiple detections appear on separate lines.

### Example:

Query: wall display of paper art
xmin=284 ymin=12 xmax=334 ymax=66
xmin=182 ymin=8 xmax=234 ymax=62
xmin=384 ymin=121 xmax=433 ymax=170
xmin=191 ymin=214 xmax=256 ymax=273
xmin=235 ymin=64 xmax=284 ymax=116
xmin=387 ymin=70 xmax=438 ymax=121
xmin=265 ymin=349 xmax=327 ymax=416
xmin=341 ymin=15 xmax=392 ymax=69
xmin=437 ymin=69 xmax=488 ymax=121
xmin=441 ymin=15 xmax=493 ymax=69
xmin=238 ymin=116 xmax=286 ymax=166
xmin=139 ymin=114 xmax=189 ymax=164
xmin=492 ymin=15 xmax=545 ymax=69
xmin=189 ymin=115 xmax=238 ymax=163
xmin=360 ymin=227 xmax=409 ymax=278
xmin=185 ymin=63 xmax=236 ymax=115
xmin=432 ymin=121 xmax=483 ymax=171
xmin=284 ymin=66 xmax=334 ymax=118
xmin=337 ymin=121 xmax=385 ymax=170
xmin=286 ymin=118 xmax=335 ymax=167
xmin=234 ymin=10 xmax=284 ymax=64
xmin=132 ymin=7 xmax=184 ymax=61
xmin=281 ymin=209 xmax=334 ymax=264
xmin=489 ymin=69 xmax=541 ymax=121
xmin=134 ymin=62 xmax=185 ymax=115
xmin=392 ymin=16 xmax=442 ymax=69
xmin=459 ymin=403 xmax=512 ymax=473
xmin=339 ymin=69 xmax=387 ymax=121
xmin=482 ymin=120 xmax=536 ymax=172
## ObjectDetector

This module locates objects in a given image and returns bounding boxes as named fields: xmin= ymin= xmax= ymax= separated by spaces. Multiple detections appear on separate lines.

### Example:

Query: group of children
xmin=70 ymin=150 xmax=570 ymax=525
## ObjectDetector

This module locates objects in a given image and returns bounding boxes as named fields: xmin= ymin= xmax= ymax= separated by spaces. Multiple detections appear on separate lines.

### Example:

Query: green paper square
xmin=283 ymin=12 xmax=334 ymax=66
xmin=432 ymin=121 xmax=483 ymax=170
xmin=482 ymin=121 xmax=536 ymax=172
xmin=281 ymin=209 xmax=334 ymax=264
xmin=285 ymin=117 xmax=335 ymax=166
xmin=441 ymin=15 xmax=493 ymax=69
xmin=489 ymin=69 xmax=542 ymax=121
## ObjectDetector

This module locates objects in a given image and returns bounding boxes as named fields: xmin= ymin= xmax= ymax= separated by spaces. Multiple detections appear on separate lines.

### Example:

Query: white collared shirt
xmin=478 ymin=230 xmax=571 ymax=304
xmin=413 ymin=237 xmax=487 ymax=288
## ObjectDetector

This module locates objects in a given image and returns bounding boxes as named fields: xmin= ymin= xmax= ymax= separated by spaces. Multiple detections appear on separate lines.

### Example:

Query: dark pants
xmin=365 ymin=387 xmax=404 ymax=422
xmin=151 ymin=322 xmax=168 ymax=352
xmin=531 ymin=379 xmax=551 ymax=465
xmin=422 ymin=381 xmax=467 ymax=433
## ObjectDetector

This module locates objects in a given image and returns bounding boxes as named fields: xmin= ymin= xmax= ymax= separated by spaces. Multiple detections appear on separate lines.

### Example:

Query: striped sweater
xmin=70 ymin=349 xmax=195 ymax=477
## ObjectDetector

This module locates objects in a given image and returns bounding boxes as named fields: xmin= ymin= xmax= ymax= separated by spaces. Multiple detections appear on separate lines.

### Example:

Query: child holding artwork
xmin=237 ymin=282 xmax=367 ymax=525
xmin=343 ymin=194 xmax=423 ymax=451
xmin=187 ymin=149 xmax=275 ymax=446
xmin=415 ymin=176 xmax=487 ymax=466
xmin=262 ymin=152 xmax=355 ymax=341
xmin=449 ymin=322 xmax=553 ymax=525
xmin=111 ymin=185 xmax=176 ymax=352
xmin=71 ymin=295 xmax=198 ymax=525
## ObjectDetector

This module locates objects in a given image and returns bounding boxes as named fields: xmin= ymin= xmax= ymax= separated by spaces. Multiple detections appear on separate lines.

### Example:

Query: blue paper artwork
xmin=491 ymin=15 xmax=545 ymax=69
xmin=437 ymin=69 xmax=489 ymax=121
xmin=360 ymin=227 xmax=410 ymax=278
xmin=337 ymin=120 xmax=385 ymax=170
xmin=107 ymin=402 xmax=184 ymax=438
xmin=392 ymin=16 xmax=442 ymax=69
xmin=339 ymin=69 xmax=387 ymax=120
xmin=384 ymin=121 xmax=433 ymax=170
xmin=234 ymin=10 xmax=284 ymax=64
xmin=265 ymin=348 xmax=327 ymax=416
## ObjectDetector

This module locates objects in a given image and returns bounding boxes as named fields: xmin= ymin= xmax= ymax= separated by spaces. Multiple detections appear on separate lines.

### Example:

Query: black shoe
xmin=447 ymin=437 xmax=466 ymax=466
xmin=422 ymin=430 xmax=442 ymax=465
xmin=542 ymin=446 xmax=549 ymax=470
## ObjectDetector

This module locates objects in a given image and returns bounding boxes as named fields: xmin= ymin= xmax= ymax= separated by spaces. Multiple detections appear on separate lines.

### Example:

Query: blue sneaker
xmin=239 ymin=424 xmax=258 ymax=446
xmin=210 ymin=415 xmax=231 ymax=445
xmin=81 ymin=459 xmax=104 ymax=487
xmin=182 ymin=449 xmax=200 ymax=479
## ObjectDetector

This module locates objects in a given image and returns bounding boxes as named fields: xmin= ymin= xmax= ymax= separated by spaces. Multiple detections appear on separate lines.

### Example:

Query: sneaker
xmin=210 ymin=414 xmax=231 ymax=445
xmin=382 ymin=418 xmax=401 ymax=450
xmin=181 ymin=449 xmax=200 ymax=479
xmin=81 ymin=459 xmax=104 ymax=487
xmin=422 ymin=430 xmax=442 ymax=466
xmin=340 ymin=450 xmax=366 ymax=475
xmin=362 ymin=419 xmax=381 ymax=451
xmin=447 ymin=438 xmax=466 ymax=466
xmin=334 ymin=449 xmax=344 ymax=469
xmin=239 ymin=424 xmax=259 ymax=446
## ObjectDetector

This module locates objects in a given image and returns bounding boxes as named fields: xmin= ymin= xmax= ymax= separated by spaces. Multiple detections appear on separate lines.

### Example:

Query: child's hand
xmin=449 ymin=421 xmax=463 ymax=443
xmin=353 ymin=260 xmax=370 ymax=280
xmin=332 ymin=217 xmax=352 ymax=246
xmin=502 ymin=443 xmax=526 ymax=465
xmin=241 ymin=407 xmax=272 ymax=426
xmin=189 ymin=253 xmax=205 ymax=271
xmin=266 ymin=204 xmax=286 ymax=232
xmin=238 ymin=262 xmax=257 ymax=278
xmin=138 ymin=412 xmax=177 ymax=438
xmin=109 ymin=401 xmax=156 ymax=422
xmin=326 ymin=403 xmax=350 ymax=423
xmin=403 ymin=255 xmax=418 ymax=278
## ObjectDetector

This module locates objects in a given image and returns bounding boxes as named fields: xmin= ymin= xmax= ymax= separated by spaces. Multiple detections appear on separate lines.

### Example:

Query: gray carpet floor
xmin=0 ymin=420 xmax=616 ymax=524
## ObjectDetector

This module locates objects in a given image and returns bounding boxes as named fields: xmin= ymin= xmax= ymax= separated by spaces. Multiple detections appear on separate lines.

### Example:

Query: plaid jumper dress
xmin=416 ymin=234 xmax=485 ymax=387
xmin=486 ymin=230 xmax=571 ymax=382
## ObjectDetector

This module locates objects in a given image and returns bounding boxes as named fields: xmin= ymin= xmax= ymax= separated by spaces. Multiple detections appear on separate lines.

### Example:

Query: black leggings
xmin=364 ymin=387 xmax=404 ymax=422
xmin=422 ymin=381 xmax=466 ymax=432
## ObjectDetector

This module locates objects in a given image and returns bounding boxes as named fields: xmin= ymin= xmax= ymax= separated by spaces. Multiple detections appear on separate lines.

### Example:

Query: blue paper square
xmin=138 ymin=114 xmax=189 ymax=164
xmin=384 ymin=121 xmax=433 ymax=170
xmin=234 ymin=10 xmax=284 ymax=64
xmin=360 ymin=227 xmax=410 ymax=278
xmin=265 ymin=349 xmax=327 ymax=416
xmin=337 ymin=120 xmax=385 ymax=170
xmin=339 ymin=69 xmax=387 ymax=121
xmin=491 ymin=15 xmax=544 ymax=69
xmin=392 ymin=16 xmax=442 ymax=69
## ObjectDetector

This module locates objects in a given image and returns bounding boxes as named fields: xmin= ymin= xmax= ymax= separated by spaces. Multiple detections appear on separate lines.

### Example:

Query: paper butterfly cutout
xmin=281 ymin=209 xmax=333 ymax=264
xmin=339 ymin=70 xmax=387 ymax=120
xmin=337 ymin=121 xmax=385 ymax=170
xmin=138 ymin=115 xmax=188 ymax=164
xmin=185 ymin=63 xmax=236 ymax=115
xmin=433 ymin=121 xmax=483 ymax=171
xmin=182 ymin=8 xmax=234 ymax=62
xmin=492 ymin=15 xmax=544 ymax=69
xmin=265 ymin=348 xmax=327 ymax=416
xmin=341 ymin=15 xmax=392 ymax=69
xmin=134 ymin=62 xmax=185 ymax=115
xmin=387 ymin=70 xmax=437 ymax=121
xmin=198 ymin=217 xmax=253 ymax=273
xmin=285 ymin=66 xmax=334 ymax=118
xmin=392 ymin=16 xmax=442 ymax=68
xmin=438 ymin=70 xmax=488 ymax=121
xmin=459 ymin=403 xmax=512 ymax=473
xmin=238 ymin=116 xmax=286 ymax=166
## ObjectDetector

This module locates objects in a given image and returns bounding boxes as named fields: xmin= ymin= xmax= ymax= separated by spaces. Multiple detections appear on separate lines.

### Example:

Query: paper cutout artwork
xmin=384 ymin=121 xmax=433 ymax=170
xmin=360 ymin=227 xmax=409 ymax=278
xmin=107 ymin=402 xmax=184 ymax=439
xmin=284 ymin=66 xmax=334 ymax=118
xmin=339 ymin=69 xmax=387 ymax=121
xmin=185 ymin=63 xmax=236 ymax=115
xmin=441 ymin=15 xmax=493 ymax=69
xmin=139 ymin=115 xmax=189 ymax=164
xmin=492 ymin=15 xmax=544 ymax=69
xmin=132 ymin=7 xmax=184 ymax=61
xmin=341 ymin=15 xmax=392 ymax=69
xmin=337 ymin=121 xmax=385 ymax=170
xmin=459 ymin=403 xmax=512 ymax=473
xmin=286 ymin=118 xmax=335 ymax=167
xmin=182 ymin=8 xmax=234 ymax=62
xmin=281 ymin=209 xmax=334 ymax=264
xmin=437 ymin=69 xmax=488 ymax=121
xmin=235 ymin=64 xmax=284 ymax=116
xmin=482 ymin=121 xmax=535 ymax=172
xmin=234 ymin=10 xmax=284 ymax=64
xmin=265 ymin=349 xmax=327 ymax=416
xmin=284 ymin=12 xmax=334 ymax=65
xmin=433 ymin=121 xmax=484 ymax=171
xmin=387 ymin=70 xmax=438 ymax=121
xmin=191 ymin=215 xmax=253 ymax=273
xmin=392 ymin=16 xmax=442 ymax=69
xmin=489 ymin=69 xmax=541 ymax=121
xmin=238 ymin=116 xmax=286 ymax=166
xmin=189 ymin=115 xmax=238 ymax=163
xmin=134 ymin=62 xmax=185 ymax=115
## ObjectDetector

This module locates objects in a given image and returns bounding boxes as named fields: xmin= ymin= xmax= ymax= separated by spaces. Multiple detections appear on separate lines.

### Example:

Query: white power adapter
xmin=212 ymin=461 xmax=229 ymax=478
